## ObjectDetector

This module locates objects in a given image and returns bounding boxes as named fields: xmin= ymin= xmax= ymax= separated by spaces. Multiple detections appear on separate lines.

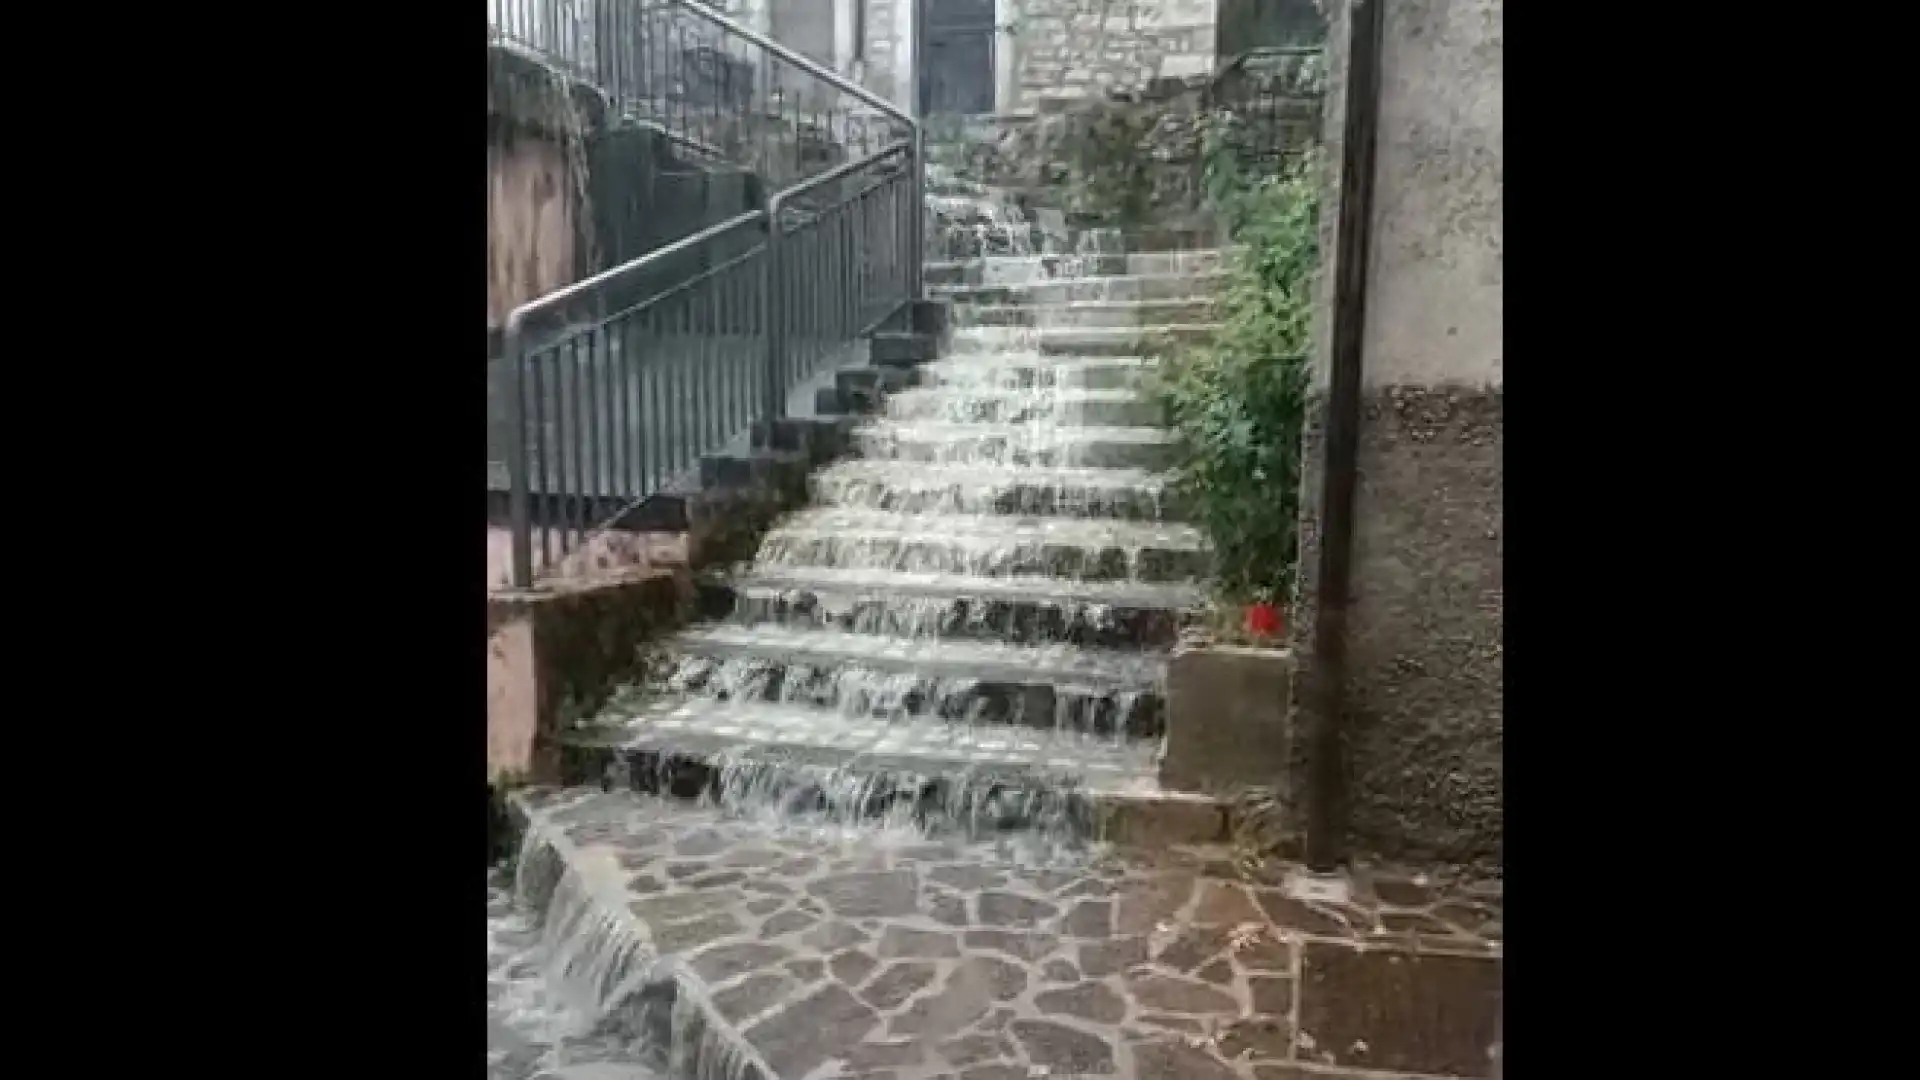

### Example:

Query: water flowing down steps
xmin=564 ymin=238 xmax=1232 ymax=839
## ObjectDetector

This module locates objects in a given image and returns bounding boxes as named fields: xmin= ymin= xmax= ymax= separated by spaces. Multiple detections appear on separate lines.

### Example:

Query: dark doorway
xmin=920 ymin=0 xmax=995 ymax=116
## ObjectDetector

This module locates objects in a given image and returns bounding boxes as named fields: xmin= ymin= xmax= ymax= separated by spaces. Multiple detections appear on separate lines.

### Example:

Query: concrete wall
xmin=1293 ymin=0 xmax=1503 ymax=867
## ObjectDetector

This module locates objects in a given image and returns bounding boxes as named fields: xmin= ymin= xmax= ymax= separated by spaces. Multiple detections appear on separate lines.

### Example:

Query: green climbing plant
xmin=1156 ymin=121 xmax=1322 ymax=608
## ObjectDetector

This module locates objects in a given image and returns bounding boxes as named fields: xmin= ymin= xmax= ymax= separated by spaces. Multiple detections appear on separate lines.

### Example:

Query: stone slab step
xmin=724 ymin=566 xmax=1204 ymax=647
xmin=884 ymin=386 xmax=1164 ymax=427
xmin=949 ymin=324 xmax=1222 ymax=357
xmin=915 ymin=354 xmax=1158 ymax=392
xmin=953 ymin=298 xmax=1217 ymax=328
xmin=569 ymin=697 xmax=1167 ymax=805
xmin=663 ymin=623 xmax=1167 ymax=737
xmin=932 ymin=270 xmax=1228 ymax=307
xmin=924 ymin=250 xmax=1228 ymax=287
xmin=854 ymin=421 xmax=1178 ymax=470
xmin=809 ymin=460 xmax=1175 ymax=519
xmin=755 ymin=508 xmax=1209 ymax=583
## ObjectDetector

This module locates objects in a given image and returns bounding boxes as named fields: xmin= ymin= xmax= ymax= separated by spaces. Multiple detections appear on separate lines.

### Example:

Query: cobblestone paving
xmin=513 ymin=789 xmax=1502 ymax=1080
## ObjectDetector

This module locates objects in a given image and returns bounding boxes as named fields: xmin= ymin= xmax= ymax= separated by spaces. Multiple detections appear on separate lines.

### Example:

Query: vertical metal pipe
xmin=503 ymin=316 xmax=534 ymax=589
xmin=908 ymin=0 xmax=926 ymax=298
xmin=764 ymin=198 xmax=788 ymax=421
xmin=1305 ymin=0 xmax=1387 ymax=873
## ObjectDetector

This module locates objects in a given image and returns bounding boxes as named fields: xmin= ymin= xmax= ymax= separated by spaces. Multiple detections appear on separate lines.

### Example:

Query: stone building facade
xmin=729 ymin=0 xmax=1223 ymax=117
xmin=1292 ymin=0 xmax=1503 ymax=868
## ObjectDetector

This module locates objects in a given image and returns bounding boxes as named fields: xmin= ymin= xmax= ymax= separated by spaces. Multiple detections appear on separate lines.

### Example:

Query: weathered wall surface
xmin=1293 ymin=0 xmax=1503 ymax=868
xmin=487 ymin=138 xmax=579 ymax=328
xmin=1013 ymin=0 xmax=1219 ymax=111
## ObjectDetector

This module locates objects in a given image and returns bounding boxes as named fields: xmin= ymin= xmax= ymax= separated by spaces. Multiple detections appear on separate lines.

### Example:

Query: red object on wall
xmin=1245 ymin=602 xmax=1284 ymax=638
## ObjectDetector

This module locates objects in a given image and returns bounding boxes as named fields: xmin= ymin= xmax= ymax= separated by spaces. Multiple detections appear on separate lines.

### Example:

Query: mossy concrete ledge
xmin=488 ymin=568 xmax=692 ymax=783
xmin=1161 ymin=644 xmax=1295 ymax=795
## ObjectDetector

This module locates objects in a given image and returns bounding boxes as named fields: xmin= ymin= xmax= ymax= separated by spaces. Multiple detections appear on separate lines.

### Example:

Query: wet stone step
xmin=883 ymin=387 xmax=1165 ymax=428
xmin=567 ymin=697 xmax=1165 ymax=812
xmin=923 ymin=250 xmax=1228 ymax=288
xmin=755 ymin=510 xmax=1212 ymax=583
xmin=932 ymin=269 xmax=1229 ymax=307
xmin=724 ymin=568 xmax=1203 ymax=648
xmin=809 ymin=461 xmax=1175 ymax=520
xmin=950 ymin=324 xmax=1224 ymax=358
xmin=854 ymin=422 xmax=1179 ymax=471
xmin=952 ymin=297 xmax=1218 ymax=329
xmin=913 ymin=354 xmax=1158 ymax=393
xmin=660 ymin=625 xmax=1168 ymax=738
xmin=654 ymin=650 xmax=1165 ymax=739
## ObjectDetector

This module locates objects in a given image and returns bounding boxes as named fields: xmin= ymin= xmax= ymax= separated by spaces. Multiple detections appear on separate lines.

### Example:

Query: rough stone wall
xmin=1291 ymin=0 xmax=1503 ymax=868
xmin=1015 ymin=0 xmax=1219 ymax=111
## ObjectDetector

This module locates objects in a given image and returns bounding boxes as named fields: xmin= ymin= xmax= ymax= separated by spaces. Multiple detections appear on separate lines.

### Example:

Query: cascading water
xmin=566 ymin=163 xmax=1217 ymax=842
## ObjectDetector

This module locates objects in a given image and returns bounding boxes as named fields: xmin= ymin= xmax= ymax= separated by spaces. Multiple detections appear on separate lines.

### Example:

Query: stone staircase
xmin=561 ymin=240 xmax=1232 ymax=838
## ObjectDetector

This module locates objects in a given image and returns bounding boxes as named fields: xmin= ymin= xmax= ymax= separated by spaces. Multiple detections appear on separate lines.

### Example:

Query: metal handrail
xmin=669 ymin=1 xmax=924 ymax=289
xmin=503 ymin=140 xmax=919 ymax=588
xmin=672 ymin=1 xmax=913 ymax=130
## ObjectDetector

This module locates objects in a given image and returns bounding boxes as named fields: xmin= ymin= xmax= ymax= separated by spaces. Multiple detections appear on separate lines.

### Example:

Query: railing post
xmin=764 ymin=198 xmax=787 ymax=422
xmin=503 ymin=315 xmax=535 ymax=590
xmin=909 ymin=130 xmax=924 ymax=300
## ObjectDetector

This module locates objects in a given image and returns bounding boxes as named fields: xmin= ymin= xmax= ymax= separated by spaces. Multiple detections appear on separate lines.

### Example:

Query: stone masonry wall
xmin=1291 ymin=0 xmax=1503 ymax=869
xmin=1015 ymin=0 xmax=1219 ymax=111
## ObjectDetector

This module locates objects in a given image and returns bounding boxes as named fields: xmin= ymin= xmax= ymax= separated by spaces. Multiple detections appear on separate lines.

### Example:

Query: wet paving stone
xmin=976 ymin=891 xmax=1058 ymax=927
xmin=745 ymin=897 xmax=785 ymax=917
xmin=744 ymin=984 xmax=880 ymax=1080
xmin=1042 ymin=958 xmax=1081 ymax=982
xmin=1126 ymin=973 xmax=1238 ymax=1014
xmin=653 ymin=911 xmax=745 ymax=952
xmin=971 ymin=955 xmax=1029 ymax=1001
xmin=928 ymin=893 xmax=970 ymax=927
xmin=842 ymin=1040 xmax=927 ymax=1071
xmin=1010 ymin=1019 xmax=1116 ymax=1074
xmin=785 ymin=958 xmax=825 ymax=983
xmin=878 ymin=926 xmax=962 ymax=959
xmin=938 ymin=1032 xmax=1014 ymax=1067
xmin=1078 ymin=935 xmax=1148 ymax=978
xmin=1154 ymin=924 xmax=1230 ymax=971
xmin=714 ymin=972 xmax=798 ymax=1023
xmin=860 ymin=962 xmax=938 ymax=1009
xmin=809 ymin=871 xmax=919 ymax=918
xmin=930 ymin=865 xmax=1006 ymax=891
xmin=761 ymin=910 xmax=819 ymax=938
xmin=1299 ymin=940 xmax=1501 ymax=1077
xmin=1064 ymin=899 xmax=1113 ymax=938
xmin=689 ymin=942 xmax=792 ymax=984
xmin=1249 ymin=975 xmax=1294 ymax=1015
xmin=1132 ymin=1039 xmax=1241 ymax=1080
xmin=830 ymin=949 xmax=879 ymax=986
xmin=962 ymin=929 xmax=1058 ymax=962
xmin=1196 ymin=957 xmax=1234 ymax=985
xmin=804 ymin=921 xmax=871 ymax=952
xmin=957 ymin=1066 xmax=1026 ymax=1080
xmin=1035 ymin=981 xmax=1127 ymax=1023
xmin=1191 ymin=881 xmax=1263 ymax=924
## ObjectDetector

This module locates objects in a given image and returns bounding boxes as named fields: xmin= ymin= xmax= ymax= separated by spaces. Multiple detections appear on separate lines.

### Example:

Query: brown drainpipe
xmin=1305 ymin=0 xmax=1386 ymax=873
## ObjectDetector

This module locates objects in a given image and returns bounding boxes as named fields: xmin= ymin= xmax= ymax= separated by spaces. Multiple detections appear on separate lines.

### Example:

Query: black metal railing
xmin=496 ymin=4 xmax=922 ymax=589
xmin=488 ymin=0 xmax=911 ymax=191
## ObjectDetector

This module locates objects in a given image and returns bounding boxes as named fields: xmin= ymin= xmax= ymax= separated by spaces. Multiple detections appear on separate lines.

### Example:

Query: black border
xmin=30 ymin=1 xmax=1891 ymax=1074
